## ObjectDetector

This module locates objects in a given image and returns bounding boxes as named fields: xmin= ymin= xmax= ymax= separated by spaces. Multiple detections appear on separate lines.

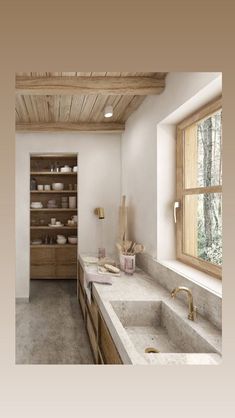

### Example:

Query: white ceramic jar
xmin=119 ymin=254 xmax=136 ymax=275
xmin=60 ymin=165 xmax=71 ymax=173
xmin=56 ymin=234 xmax=67 ymax=245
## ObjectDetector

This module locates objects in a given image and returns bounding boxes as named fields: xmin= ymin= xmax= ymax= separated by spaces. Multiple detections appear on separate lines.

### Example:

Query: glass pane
xmin=183 ymin=193 xmax=222 ymax=266
xmin=184 ymin=109 xmax=222 ymax=188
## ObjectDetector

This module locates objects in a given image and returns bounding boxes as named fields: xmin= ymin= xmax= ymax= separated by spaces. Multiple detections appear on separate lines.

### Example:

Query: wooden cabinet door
xmin=86 ymin=312 xmax=98 ymax=364
xmin=79 ymin=263 xmax=84 ymax=288
xmin=55 ymin=263 xmax=77 ymax=279
xmin=31 ymin=264 xmax=55 ymax=279
xmin=99 ymin=314 xmax=122 ymax=364
xmin=31 ymin=248 xmax=55 ymax=278
xmin=78 ymin=285 xmax=86 ymax=319
xmin=87 ymin=295 xmax=98 ymax=332
xmin=31 ymin=247 xmax=55 ymax=265
xmin=55 ymin=247 xmax=77 ymax=278
xmin=77 ymin=263 xmax=122 ymax=365
xmin=55 ymin=247 xmax=77 ymax=264
xmin=31 ymin=247 xmax=77 ymax=279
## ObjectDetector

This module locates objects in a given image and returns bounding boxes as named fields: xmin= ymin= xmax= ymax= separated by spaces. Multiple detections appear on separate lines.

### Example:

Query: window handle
xmin=174 ymin=201 xmax=180 ymax=223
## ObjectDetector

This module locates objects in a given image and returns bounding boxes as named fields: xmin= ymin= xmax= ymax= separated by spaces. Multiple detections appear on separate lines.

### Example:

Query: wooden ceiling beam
xmin=16 ymin=76 xmax=165 ymax=96
xmin=16 ymin=122 xmax=125 ymax=133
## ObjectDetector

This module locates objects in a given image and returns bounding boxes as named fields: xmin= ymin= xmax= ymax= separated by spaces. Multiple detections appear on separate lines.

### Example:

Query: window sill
xmin=156 ymin=259 xmax=222 ymax=298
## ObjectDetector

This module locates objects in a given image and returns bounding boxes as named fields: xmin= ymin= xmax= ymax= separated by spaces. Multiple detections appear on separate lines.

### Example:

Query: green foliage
xmin=196 ymin=110 xmax=222 ymax=266
xmin=198 ymin=216 xmax=222 ymax=265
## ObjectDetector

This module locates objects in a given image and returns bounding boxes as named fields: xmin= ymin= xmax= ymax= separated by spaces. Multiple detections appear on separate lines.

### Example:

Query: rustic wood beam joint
xmin=15 ymin=76 xmax=165 ymax=96
xmin=16 ymin=122 xmax=125 ymax=133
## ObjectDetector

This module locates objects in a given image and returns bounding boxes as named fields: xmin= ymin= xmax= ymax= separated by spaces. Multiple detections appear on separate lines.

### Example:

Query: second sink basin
xmin=110 ymin=300 xmax=219 ymax=356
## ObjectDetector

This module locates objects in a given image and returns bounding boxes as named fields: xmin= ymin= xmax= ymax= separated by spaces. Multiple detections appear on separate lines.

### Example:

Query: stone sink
xmin=109 ymin=300 xmax=221 ymax=364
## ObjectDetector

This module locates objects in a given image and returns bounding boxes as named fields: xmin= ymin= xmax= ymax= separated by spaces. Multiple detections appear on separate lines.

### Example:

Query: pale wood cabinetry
xmin=77 ymin=260 xmax=122 ymax=365
xmin=98 ymin=313 xmax=122 ymax=364
xmin=30 ymin=154 xmax=78 ymax=279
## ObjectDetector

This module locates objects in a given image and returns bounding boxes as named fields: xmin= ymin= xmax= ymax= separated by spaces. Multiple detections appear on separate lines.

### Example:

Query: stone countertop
xmin=78 ymin=254 xmax=222 ymax=365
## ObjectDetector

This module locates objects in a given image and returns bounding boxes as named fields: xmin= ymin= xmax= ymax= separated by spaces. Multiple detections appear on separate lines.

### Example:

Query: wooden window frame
xmin=176 ymin=96 xmax=222 ymax=279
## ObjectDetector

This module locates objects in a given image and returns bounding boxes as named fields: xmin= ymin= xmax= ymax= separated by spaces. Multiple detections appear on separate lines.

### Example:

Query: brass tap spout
xmin=171 ymin=286 xmax=197 ymax=321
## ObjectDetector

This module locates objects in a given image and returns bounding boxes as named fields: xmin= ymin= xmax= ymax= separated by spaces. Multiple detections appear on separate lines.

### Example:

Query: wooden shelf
xmin=30 ymin=154 xmax=78 ymax=280
xmin=31 ymin=171 xmax=77 ymax=175
xmin=31 ymin=244 xmax=77 ymax=248
xmin=30 ymin=226 xmax=77 ymax=229
xmin=31 ymin=154 xmax=77 ymax=159
xmin=30 ymin=208 xmax=77 ymax=212
xmin=32 ymin=261 xmax=77 ymax=266
xmin=31 ymin=190 xmax=77 ymax=193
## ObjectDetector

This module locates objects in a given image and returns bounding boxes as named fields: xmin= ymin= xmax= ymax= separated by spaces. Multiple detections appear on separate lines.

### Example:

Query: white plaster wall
xmin=156 ymin=123 xmax=176 ymax=260
xmin=122 ymin=72 xmax=222 ymax=258
xmin=16 ymin=132 xmax=121 ymax=298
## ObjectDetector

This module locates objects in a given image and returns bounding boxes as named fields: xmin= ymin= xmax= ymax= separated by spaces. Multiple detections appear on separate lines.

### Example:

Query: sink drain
xmin=145 ymin=347 xmax=160 ymax=354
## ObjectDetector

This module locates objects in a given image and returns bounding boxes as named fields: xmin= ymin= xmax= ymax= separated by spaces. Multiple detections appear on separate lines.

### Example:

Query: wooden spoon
xmin=128 ymin=241 xmax=136 ymax=254
xmin=133 ymin=244 xmax=145 ymax=254
xmin=123 ymin=240 xmax=132 ymax=254
xmin=116 ymin=243 xmax=123 ymax=253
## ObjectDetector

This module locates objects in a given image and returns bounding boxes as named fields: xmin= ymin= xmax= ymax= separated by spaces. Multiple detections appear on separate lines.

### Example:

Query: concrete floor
xmin=16 ymin=280 xmax=94 ymax=364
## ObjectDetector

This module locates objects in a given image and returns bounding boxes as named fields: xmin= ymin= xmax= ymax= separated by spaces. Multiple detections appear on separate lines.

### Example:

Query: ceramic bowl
xmin=73 ymin=166 xmax=78 ymax=172
xmin=52 ymin=183 xmax=64 ymax=191
xmin=57 ymin=235 xmax=67 ymax=244
xmin=31 ymin=239 xmax=42 ymax=245
xmin=68 ymin=236 xmax=77 ymax=244
xmin=57 ymin=239 xmax=67 ymax=245
xmin=60 ymin=166 xmax=72 ymax=173
xmin=31 ymin=202 xmax=43 ymax=208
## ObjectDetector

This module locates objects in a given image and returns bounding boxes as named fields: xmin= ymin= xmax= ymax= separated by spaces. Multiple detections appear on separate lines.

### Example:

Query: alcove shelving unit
xmin=30 ymin=154 xmax=78 ymax=279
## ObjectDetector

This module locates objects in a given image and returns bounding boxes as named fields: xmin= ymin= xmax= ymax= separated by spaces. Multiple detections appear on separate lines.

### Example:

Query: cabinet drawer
xmin=31 ymin=264 xmax=55 ymax=279
xmin=87 ymin=312 xmax=98 ymax=363
xmin=79 ymin=264 xmax=84 ymax=288
xmin=31 ymin=248 xmax=55 ymax=265
xmin=55 ymin=247 xmax=77 ymax=264
xmin=99 ymin=315 xmax=122 ymax=364
xmin=79 ymin=285 xmax=86 ymax=319
xmin=55 ymin=263 xmax=77 ymax=278
xmin=87 ymin=295 xmax=98 ymax=332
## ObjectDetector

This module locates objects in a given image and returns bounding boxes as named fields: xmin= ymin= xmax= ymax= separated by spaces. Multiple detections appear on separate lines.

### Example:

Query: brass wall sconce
xmin=94 ymin=207 xmax=105 ymax=219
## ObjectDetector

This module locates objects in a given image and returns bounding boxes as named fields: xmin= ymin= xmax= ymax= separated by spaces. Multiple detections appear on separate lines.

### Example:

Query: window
xmin=176 ymin=97 xmax=222 ymax=278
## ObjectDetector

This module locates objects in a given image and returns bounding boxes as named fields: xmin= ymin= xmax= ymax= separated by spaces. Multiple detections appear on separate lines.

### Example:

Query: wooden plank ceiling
xmin=15 ymin=72 xmax=167 ymax=132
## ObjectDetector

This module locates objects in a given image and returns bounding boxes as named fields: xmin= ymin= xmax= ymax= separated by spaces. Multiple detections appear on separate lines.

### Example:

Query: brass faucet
xmin=171 ymin=286 xmax=197 ymax=321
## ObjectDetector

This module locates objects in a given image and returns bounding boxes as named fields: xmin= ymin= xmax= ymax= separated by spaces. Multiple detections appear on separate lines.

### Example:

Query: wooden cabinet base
xmin=31 ymin=247 xmax=77 ymax=279
xmin=86 ymin=313 xmax=99 ymax=364
xmin=98 ymin=313 xmax=122 ymax=365
xmin=30 ymin=154 xmax=78 ymax=280
xmin=77 ymin=261 xmax=123 ymax=365
xmin=79 ymin=285 xmax=86 ymax=319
